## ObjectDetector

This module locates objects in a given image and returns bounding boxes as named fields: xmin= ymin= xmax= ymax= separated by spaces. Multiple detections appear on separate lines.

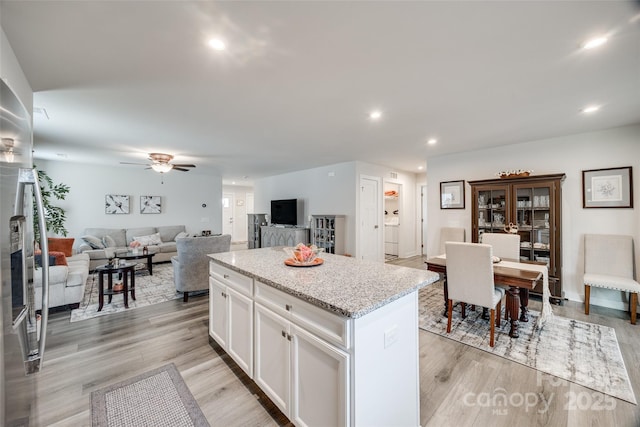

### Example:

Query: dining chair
xmin=480 ymin=232 xmax=520 ymax=260
xmin=445 ymin=242 xmax=504 ymax=347
xmin=584 ymin=234 xmax=640 ymax=324
xmin=439 ymin=227 xmax=465 ymax=255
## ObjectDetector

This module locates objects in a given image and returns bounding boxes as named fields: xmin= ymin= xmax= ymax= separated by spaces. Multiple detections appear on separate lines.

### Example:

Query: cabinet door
xmin=291 ymin=324 xmax=349 ymax=427
xmin=227 ymin=287 xmax=254 ymax=378
xmin=209 ymin=278 xmax=227 ymax=348
xmin=473 ymin=184 xmax=510 ymax=242
xmin=254 ymin=303 xmax=291 ymax=417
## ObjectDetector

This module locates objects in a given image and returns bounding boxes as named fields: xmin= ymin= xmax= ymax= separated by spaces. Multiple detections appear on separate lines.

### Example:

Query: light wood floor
xmin=9 ymin=256 xmax=640 ymax=426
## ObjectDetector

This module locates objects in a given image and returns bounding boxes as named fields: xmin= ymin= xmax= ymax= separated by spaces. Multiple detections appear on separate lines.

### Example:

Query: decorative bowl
xmin=283 ymin=244 xmax=324 ymax=264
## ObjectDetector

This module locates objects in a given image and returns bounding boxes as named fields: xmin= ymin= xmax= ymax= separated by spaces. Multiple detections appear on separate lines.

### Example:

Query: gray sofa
xmin=34 ymin=252 xmax=91 ymax=310
xmin=78 ymin=225 xmax=187 ymax=270
xmin=172 ymin=234 xmax=231 ymax=302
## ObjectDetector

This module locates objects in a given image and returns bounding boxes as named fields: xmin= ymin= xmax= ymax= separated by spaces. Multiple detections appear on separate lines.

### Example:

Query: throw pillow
xmin=49 ymin=251 xmax=68 ymax=266
xmin=48 ymin=237 xmax=75 ymax=257
xmin=102 ymin=235 xmax=117 ymax=248
xmin=82 ymin=235 xmax=105 ymax=249
xmin=133 ymin=232 xmax=162 ymax=246
xmin=34 ymin=251 xmax=57 ymax=268
xmin=174 ymin=231 xmax=189 ymax=241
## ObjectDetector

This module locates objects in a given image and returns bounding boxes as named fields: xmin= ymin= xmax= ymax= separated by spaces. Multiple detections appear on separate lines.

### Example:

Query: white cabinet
xmin=209 ymin=263 xmax=254 ymax=378
xmin=384 ymin=225 xmax=399 ymax=256
xmin=254 ymin=298 xmax=349 ymax=426
xmin=290 ymin=324 xmax=349 ymax=427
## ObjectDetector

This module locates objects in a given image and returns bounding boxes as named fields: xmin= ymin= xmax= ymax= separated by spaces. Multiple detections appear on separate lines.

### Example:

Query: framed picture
xmin=105 ymin=194 xmax=130 ymax=214
xmin=440 ymin=180 xmax=465 ymax=209
xmin=582 ymin=166 xmax=633 ymax=208
xmin=140 ymin=195 xmax=162 ymax=214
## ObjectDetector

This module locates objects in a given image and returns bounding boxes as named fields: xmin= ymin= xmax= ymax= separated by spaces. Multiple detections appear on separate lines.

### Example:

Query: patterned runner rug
xmin=91 ymin=363 xmax=210 ymax=427
xmin=419 ymin=283 xmax=637 ymax=404
xmin=70 ymin=263 xmax=182 ymax=322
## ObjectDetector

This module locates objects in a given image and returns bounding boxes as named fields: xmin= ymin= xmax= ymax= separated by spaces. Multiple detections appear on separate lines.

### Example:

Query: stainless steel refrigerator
xmin=1 ymin=79 xmax=50 ymax=425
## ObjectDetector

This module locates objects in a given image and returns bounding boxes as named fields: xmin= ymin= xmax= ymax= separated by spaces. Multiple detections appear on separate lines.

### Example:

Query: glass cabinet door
xmin=476 ymin=186 xmax=508 ymax=240
xmin=513 ymin=184 xmax=552 ymax=269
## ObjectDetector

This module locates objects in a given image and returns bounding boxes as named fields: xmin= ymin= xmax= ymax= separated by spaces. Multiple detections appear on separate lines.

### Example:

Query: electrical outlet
xmin=384 ymin=325 xmax=398 ymax=348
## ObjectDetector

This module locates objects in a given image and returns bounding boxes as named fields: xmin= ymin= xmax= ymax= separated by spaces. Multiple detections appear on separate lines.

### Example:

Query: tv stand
xmin=260 ymin=225 xmax=310 ymax=248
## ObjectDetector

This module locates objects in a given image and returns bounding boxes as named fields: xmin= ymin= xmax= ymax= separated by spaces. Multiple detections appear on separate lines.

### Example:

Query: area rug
xmin=418 ymin=284 xmax=637 ymax=404
xmin=70 ymin=263 xmax=182 ymax=322
xmin=91 ymin=363 xmax=210 ymax=427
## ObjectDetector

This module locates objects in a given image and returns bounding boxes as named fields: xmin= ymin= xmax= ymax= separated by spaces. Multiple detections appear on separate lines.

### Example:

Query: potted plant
xmin=33 ymin=167 xmax=70 ymax=243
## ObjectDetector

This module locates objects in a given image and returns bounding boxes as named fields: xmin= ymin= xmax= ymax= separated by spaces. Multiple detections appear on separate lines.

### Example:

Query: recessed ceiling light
xmin=427 ymin=138 xmax=437 ymax=145
xmin=208 ymin=38 xmax=227 ymax=51
xmin=581 ymin=105 xmax=601 ymax=114
xmin=582 ymin=36 xmax=607 ymax=50
xmin=369 ymin=110 xmax=382 ymax=121
xmin=418 ymin=165 xmax=424 ymax=170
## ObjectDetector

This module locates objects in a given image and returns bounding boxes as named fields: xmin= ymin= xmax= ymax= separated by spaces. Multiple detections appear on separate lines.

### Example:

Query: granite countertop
xmin=209 ymin=247 xmax=439 ymax=319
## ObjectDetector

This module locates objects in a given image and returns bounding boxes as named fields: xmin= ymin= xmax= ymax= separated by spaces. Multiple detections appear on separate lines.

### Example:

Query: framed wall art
xmin=440 ymin=180 xmax=465 ymax=209
xmin=140 ymin=195 xmax=162 ymax=214
xmin=105 ymin=194 xmax=130 ymax=214
xmin=582 ymin=166 xmax=633 ymax=208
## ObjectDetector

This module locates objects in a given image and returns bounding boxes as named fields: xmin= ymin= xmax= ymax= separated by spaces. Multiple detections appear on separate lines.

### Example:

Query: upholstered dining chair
xmin=480 ymin=232 xmax=520 ymax=260
xmin=172 ymin=234 xmax=231 ymax=302
xmin=439 ymin=227 xmax=465 ymax=254
xmin=445 ymin=242 xmax=504 ymax=347
xmin=584 ymin=234 xmax=640 ymax=324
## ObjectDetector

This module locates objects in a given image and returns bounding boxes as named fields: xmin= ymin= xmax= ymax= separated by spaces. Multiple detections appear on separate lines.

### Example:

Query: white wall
xmin=254 ymin=161 xmax=422 ymax=259
xmin=36 ymin=160 xmax=223 ymax=244
xmin=426 ymin=124 xmax=640 ymax=310
xmin=254 ymin=161 xmax=357 ymax=255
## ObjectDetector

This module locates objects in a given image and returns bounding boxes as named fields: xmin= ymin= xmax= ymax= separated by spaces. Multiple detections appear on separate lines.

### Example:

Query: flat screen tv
xmin=271 ymin=199 xmax=297 ymax=226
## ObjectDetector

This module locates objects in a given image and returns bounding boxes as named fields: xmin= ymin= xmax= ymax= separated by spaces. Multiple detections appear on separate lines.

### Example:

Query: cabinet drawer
xmin=209 ymin=262 xmax=253 ymax=297
xmin=255 ymin=281 xmax=350 ymax=349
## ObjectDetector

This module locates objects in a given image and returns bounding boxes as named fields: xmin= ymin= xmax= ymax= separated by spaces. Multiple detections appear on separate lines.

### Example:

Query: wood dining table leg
xmin=519 ymin=288 xmax=529 ymax=322
xmin=506 ymin=287 xmax=520 ymax=338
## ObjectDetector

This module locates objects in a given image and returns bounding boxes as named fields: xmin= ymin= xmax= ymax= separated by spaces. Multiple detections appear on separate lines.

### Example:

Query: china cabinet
xmin=311 ymin=214 xmax=345 ymax=254
xmin=260 ymin=226 xmax=310 ymax=248
xmin=469 ymin=173 xmax=565 ymax=303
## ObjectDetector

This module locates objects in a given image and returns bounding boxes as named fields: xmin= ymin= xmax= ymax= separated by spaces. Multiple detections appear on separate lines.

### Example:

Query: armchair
xmin=171 ymin=234 xmax=231 ymax=302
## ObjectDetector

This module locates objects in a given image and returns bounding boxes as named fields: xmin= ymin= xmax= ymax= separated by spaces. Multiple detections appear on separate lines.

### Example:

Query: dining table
xmin=425 ymin=255 xmax=550 ymax=338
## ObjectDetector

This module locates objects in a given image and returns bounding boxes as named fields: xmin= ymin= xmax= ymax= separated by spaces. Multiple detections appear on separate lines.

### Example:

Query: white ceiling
xmin=2 ymin=1 xmax=639 ymax=185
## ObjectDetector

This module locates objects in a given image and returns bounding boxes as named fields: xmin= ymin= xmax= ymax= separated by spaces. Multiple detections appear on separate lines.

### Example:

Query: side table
xmin=119 ymin=251 xmax=156 ymax=275
xmin=95 ymin=262 xmax=137 ymax=311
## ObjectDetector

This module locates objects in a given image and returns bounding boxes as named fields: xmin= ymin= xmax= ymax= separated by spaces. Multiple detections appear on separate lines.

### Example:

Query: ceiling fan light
xmin=151 ymin=163 xmax=172 ymax=173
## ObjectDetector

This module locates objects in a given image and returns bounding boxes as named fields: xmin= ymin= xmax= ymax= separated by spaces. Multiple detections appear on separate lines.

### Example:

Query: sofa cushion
xmin=48 ymin=237 xmax=75 ymax=257
xmin=158 ymin=225 xmax=186 ymax=242
xmin=102 ymin=235 xmax=117 ymax=248
xmin=126 ymin=227 xmax=156 ymax=244
xmin=82 ymin=235 xmax=105 ymax=249
xmin=157 ymin=242 xmax=177 ymax=253
xmin=84 ymin=228 xmax=127 ymax=248
xmin=133 ymin=233 xmax=162 ymax=246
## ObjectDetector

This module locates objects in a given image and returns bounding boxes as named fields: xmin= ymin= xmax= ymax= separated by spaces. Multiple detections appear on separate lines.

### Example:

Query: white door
xmin=209 ymin=278 xmax=227 ymax=348
xmin=254 ymin=303 xmax=291 ymax=417
xmin=291 ymin=324 xmax=349 ymax=427
xmin=222 ymin=193 xmax=234 ymax=238
xmin=227 ymin=287 xmax=254 ymax=378
xmin=359 ymin=176 xmax=382 ymax=261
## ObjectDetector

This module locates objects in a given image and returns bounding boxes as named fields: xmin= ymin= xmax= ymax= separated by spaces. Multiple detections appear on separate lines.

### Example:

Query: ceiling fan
xmin=120 ymin=153 xmax=196 ymax=173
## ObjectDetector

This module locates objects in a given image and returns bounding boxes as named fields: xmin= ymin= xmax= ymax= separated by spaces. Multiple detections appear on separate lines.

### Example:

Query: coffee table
xmin=95 ymin=262 xmax=137 ymax=311
xmin=119 ymin=251 xmax=156 ymax=275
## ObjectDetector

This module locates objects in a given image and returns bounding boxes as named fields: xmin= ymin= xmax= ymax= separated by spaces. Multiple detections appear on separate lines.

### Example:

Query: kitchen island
xmin=208 ymin=247 xmax=439 ymax=427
